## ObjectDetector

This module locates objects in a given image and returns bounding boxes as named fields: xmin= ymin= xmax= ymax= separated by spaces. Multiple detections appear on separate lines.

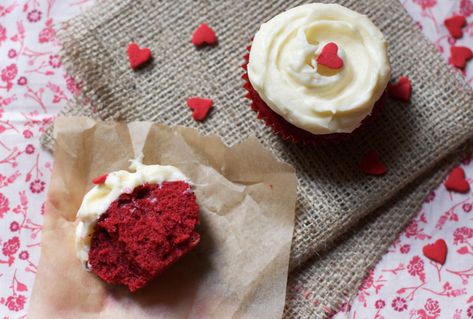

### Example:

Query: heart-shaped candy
xmin=127 ymin=43 xmax=152 ymax=70
xmin=387 ymin=76 xmax=411 ymax=102
xmin=360 ymin=151 xmax=387 ymax=176
xmin=423 ymin=239 xmax=448 ymax=265
xmin=92 ymin=173 xmax=108 ymax=185
xmin=192 ymin=23 xmax=217 ymax=46
xmin=450 ymin=46 xmax=473 ymax=69
xmin=444 ymin=166 xmax=470 ymax=193
xmin=187 ymin=97 xmax=213 ymax=121
xmin=444 ymin=15 xmax=467 ymax=39
xmin=316 ymin=42 xmax=344 ymax=69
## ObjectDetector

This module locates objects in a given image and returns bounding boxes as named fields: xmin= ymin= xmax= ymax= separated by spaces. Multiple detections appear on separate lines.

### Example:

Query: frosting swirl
xmin=75 ymin=159 xmax=189 ymax=267
xmin=247 ymin=3 xmax=391 ymax=134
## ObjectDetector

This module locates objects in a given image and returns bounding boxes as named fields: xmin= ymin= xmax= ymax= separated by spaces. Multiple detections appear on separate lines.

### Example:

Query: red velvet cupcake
xmin=244 ymin=3 xmax=391 ymax=145
xmin=75 ymin=161 xmax=199 ymax=292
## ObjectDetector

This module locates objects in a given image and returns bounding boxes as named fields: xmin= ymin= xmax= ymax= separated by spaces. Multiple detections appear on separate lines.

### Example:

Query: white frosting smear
xmin=248 ymin=3 xmax=391 ymax=134
xmin=75 ymin=159 xmax=189 ymax=267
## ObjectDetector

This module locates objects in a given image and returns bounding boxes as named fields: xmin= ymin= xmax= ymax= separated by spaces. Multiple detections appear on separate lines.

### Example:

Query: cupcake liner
xmin=242 ymin=45 xmax=386 ymax=146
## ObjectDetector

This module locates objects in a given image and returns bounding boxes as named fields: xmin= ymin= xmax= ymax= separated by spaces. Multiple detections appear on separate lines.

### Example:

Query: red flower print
xmin=48 ymin=54 xmax=61 ymax=68
xmin=463 ymin=203 xmax=472 ymax=213
xmin=41 ymin=202 xmax=45 ymax=215
xmin=30 ymin=179 xmax=45 ymax=193
xmin=65 ymin=74 xmax=81 ymax=95
xmin=39 ymin=18 xmax=54 ymax=43
xmin=0 ymin=192 xmax=9 ymax=218
xmin=5 ymin=294 xmax=26 ymax=311
xmin=424 ymin=298 xmax=440 ymax=317
xmin=453 ymin=227 xmax=473 ymax=244
xmin=407 ymin=256 xmax=425 ymax=281
xmin=9 ymin=221 xmax=19 ymax=232
xmin=19 ymin=250 xmax=29 ymax=260
xmin=27 ymin=10 xmax=42 ymax=23
xmin=339 ymin=302 xmax=351 ymax=312
xmin=468 ymin=305 xmax=473 ymax=318
xmin=413 ymin=0 xmax=437 ymax=9
xmin=406 ymin=220 xmax=419 ymax=238
xmin=400 ymin=244 xmax=411 ymax=254
xmin=17 ymin=76 xmax=27 ymax=86
xmin=424 ymin=191 xmax=435 ymax=203
xmin=360 ymin=270 xmax=374 ymax=290
xmin=0 ymin=25 xmax=6 ymax=43
xmin=2 ymin=236 xmax=20 ymax=256
xmin=375 ymin=299 xmax=386 ymax=309
xmin=1 ymin=64 xmax=18 ymax=82
xmin=392 ymin=297 xmax=408 ymax=312
xmin=24 ymin=144 xmax=35 ymax=154
xmin=23 ymin=129 xmax=33 ymax=138
xmin=460 ymin=0 xmax=473 ymax=17
xmin=8 ymin=49 xmax=17 ymax=58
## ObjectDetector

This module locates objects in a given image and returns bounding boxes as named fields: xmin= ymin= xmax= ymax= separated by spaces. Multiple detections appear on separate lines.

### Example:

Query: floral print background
xmin=0 ymin=0 xmax=472 ymax=318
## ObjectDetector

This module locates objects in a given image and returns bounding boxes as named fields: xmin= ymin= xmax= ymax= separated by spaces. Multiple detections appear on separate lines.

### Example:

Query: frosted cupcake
xmin=75 ymin=159 xmax=200 ymax=291
xmin=243 ymin=3 xmax=391 ymax=144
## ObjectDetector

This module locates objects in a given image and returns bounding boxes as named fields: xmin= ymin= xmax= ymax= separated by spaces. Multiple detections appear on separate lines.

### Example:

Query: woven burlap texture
xmin=41 ymin=0 xmax=473 ymax=318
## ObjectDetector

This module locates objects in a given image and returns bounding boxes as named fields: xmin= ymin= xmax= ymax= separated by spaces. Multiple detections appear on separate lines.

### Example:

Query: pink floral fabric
xmin=0 ymin=1 xmax=93 ymax=318
xmin=0 ymin=0 xmax=472 ymax=318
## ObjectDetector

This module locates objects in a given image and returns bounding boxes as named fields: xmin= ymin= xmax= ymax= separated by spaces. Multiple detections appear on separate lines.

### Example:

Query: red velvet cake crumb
xmin=88 ymin=181 xmax=200 ymax=292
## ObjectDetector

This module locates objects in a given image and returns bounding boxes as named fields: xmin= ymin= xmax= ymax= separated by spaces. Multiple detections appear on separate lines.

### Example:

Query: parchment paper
xmin=28 ymin=117 xmax=297 ymax=319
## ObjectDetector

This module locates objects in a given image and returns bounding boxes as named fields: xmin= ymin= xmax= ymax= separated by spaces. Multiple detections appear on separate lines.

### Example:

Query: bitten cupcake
xmin=75 ymin=159 xmax=200 ymax=292
xmin=244 ymin=3 xmax=391 ymax=144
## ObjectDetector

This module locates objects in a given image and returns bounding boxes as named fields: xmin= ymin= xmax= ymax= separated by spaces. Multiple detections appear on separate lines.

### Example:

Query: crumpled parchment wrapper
xmin=28 ymin=117 xmax=297 ymax=319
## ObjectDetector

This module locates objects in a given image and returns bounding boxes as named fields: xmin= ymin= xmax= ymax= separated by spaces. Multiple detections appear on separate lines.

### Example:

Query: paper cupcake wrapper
xmin=242 ymin=45 xmax=386 ymax=145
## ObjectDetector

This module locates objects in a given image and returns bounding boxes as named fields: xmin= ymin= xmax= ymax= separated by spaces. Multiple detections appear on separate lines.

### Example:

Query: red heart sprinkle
xmin=187 ymin=97 xmax=213 ymax=121
xmin=316 ymin=42 xmax=344 ymax=69
xmin=92 ymin=174 xmax=108 ymax=185
xmin=387 ymin=76 xmax=411 ymax=102
xmin=444 ymin=166 xmax=470 ymax=193
xmin=423 ymin=239 xmax=448 ymax=265
xmin=192 ymin=23 xmax=217 ymax=46
xmin=444 ymin=15 xmax=467 ymax=39
xmin=450 ymin=46 xmax=473 ymax=69
xmin=127 ymin=43 xmax=152 ymax=70
xmin=359 ymin=151 xmax=387 ymax=176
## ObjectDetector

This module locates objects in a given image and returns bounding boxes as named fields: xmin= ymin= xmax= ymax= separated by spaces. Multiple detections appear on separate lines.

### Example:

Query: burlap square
xmin=41 ymin=0 xmax=473 ymax=317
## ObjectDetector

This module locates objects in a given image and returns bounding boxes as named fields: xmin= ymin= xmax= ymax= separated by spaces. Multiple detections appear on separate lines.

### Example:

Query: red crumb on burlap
xmin=88 ymin=181 xmax=200 ymax=292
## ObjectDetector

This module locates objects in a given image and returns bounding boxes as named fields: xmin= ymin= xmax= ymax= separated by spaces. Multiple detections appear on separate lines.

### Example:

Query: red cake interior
xmin=88 ymin=181 xmax=200 ymax=292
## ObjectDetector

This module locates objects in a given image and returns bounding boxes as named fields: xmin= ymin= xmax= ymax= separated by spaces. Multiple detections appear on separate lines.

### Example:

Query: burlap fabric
xmin=40 ymin=0 xmax=473 ymax=317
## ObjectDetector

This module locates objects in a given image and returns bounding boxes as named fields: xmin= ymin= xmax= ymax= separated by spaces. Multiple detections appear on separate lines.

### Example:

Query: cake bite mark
xmin=444 ymin=15 xmax=467 ymax=39
xmin=127 ymin=43 xmax=152 ymax=70
xmin=387 ymin=76 xmax=411 ymax=102
xmin=187 ymin=97 xmax=213 ymax=121
xmin=423 ymin=239 xmax=448 ymax=265
xmin=316 ymin=42 xmax=344 ymax=70
xmin=450 ymin=46 xmax=473 ymax=69
xmin=92 ymin=174 xmax=108 ymax=185
xmin=359 ymin=151 xmax=387 ymax=176
xmin=444 ymin=166 xmax=470 ymax=193
xmin=192 ymin=23 xmax=217 ymax=46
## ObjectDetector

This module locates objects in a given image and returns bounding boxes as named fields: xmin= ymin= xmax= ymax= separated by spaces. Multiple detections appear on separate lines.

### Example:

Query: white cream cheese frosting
xmin=247 ymin=3 xmax=391 ymax=134
xmin=75 ymin=159 xmax=189 ymax=267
